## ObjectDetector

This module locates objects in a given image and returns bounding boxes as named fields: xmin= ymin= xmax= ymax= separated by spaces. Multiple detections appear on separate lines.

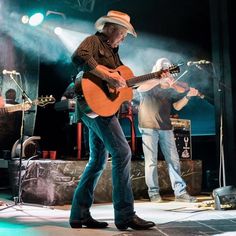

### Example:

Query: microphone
xmin=2 ymin=69 xmax=20 ymax=75
xmin=187 ymin=60 xmax=211 ymax=66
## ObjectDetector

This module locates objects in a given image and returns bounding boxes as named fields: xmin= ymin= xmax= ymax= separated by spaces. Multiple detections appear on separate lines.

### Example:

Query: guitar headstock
xmin=35 ymin=95 xmax=56 ymax=107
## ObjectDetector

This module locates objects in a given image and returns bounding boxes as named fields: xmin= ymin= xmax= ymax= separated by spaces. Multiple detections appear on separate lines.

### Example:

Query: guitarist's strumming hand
xmin=0 ymin=96 xmax=4 ymax=108
xmin=105 ymin=71 xmax=126 ymax=88
xmin=92 ymin=64 xmax=127 ymax=88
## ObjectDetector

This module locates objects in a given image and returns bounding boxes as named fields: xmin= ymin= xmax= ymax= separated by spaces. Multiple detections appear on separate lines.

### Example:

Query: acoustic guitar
xmin=80 ymin=64 xmax=180 ymax=117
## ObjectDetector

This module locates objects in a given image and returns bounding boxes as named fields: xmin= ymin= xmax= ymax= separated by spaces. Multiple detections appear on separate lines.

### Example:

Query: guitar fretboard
xmin=126 ymin=70 xmax=162 ymax=87
xmin=2 ymin=104 xmax=23 ymax=113
xmin=0 ymin=105 xmax=22 ymax=114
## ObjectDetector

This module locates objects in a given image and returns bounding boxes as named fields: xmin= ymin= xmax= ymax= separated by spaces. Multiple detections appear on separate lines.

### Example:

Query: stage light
xmin=54 ymin=27 xmax=62 ymax=35
xmin=21 ymin=15 xmax=29 ymax=24
xmin=45 ymin=11 xmax=66 ymax=35
xmin=28 ymin=13 xmax=44 ymax=26
xmin=53 ymin=26 xmax=90 ymax=54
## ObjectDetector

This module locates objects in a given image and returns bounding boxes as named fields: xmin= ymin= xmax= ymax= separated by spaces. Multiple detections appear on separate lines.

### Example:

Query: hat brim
xmin=95 ymin=16 xmax=137 ymax=37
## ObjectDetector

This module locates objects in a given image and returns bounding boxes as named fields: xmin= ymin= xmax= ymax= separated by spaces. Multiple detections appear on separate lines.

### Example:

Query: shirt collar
xmin=95 ymin=32 xmax=119 ymax=53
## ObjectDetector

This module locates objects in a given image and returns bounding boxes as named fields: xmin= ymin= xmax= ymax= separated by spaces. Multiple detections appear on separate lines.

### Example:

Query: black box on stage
xmin=171 ymin=118 xmax=192 ymax=160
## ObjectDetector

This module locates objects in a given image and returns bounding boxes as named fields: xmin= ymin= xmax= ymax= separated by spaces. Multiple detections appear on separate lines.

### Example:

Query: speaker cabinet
xmin=213 ymin=186 xmax=236 ymax=210
xmin=171 ymin=118 xmax=192 ymax=160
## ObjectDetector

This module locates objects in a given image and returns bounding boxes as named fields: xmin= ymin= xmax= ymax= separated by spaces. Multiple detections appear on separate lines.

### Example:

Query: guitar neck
xmin=126 ymin=70 xmax=162 ymax=87
xmin=3 ymin=101 xmax=35 ymax=113
xmin=4 ymin=104 xmax=24 ymax=113
xmin=0 ymin=96 xmax=55 ymax=114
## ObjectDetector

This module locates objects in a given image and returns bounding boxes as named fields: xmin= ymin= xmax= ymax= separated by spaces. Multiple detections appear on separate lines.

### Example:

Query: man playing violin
xmin=137 ymin=57 xmax=199 ymax=203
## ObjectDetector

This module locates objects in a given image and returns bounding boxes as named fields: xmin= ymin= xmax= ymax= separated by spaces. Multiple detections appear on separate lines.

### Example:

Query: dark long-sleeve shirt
xmin=71 ymin=32 xmax=124 ymax=117
xmin=71 ymin=32 xmax=123 ymax=72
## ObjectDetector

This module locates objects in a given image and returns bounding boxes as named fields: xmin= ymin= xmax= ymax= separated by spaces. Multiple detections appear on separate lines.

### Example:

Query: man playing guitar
xmin=0 ymin=95 xmax=31 ymax=114
xmin=69 ymin=10 xmax=156 ymax=231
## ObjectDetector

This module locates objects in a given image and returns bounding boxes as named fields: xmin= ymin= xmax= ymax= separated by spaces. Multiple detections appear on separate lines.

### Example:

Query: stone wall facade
xmin=8 ymin=159 xmax=202 ymax=205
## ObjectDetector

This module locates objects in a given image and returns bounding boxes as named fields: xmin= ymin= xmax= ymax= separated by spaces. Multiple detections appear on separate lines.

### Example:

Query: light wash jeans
xmin=139 ymin=128 xmax=187 ymax=197
xmin=70 ymin=115 xmax=135 ymax=225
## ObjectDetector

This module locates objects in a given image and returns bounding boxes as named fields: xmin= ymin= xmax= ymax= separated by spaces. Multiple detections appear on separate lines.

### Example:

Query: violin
xmin=160 ymin=69 xmax=188 ymax=93
xmin=160 ymin=67 xmax=204 ymax=99
xmin=171 ymin=81 xmax=205 ymax=99
xmin=171 ymin=81 xmax=189 ymax=93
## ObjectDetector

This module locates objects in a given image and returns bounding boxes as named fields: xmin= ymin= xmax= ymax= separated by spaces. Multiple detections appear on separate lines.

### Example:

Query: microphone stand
xmin=210 ymin=64 xmax=226 ymax=188
xmin=0 ymin=72 xmax=48 ymax=211
xmin=191 ymin=61 xmax=227 ymax=186
xmin=212 ymin=61 xmax=228 ymax=210
xmin=211 ymin=63 xmax=236 ymax=210
xmin=11 ymin=73 xmax=32 ymax=205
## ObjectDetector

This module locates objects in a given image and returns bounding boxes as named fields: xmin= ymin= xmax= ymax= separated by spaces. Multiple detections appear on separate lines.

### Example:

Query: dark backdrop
xmin=2 ymin=0 xmax=235 ymax=186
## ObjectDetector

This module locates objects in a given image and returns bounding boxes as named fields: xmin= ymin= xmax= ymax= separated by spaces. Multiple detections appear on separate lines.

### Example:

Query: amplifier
xmin=170 ymin=118 xmax=191 ymax=130
xmin=171 ymin=118 xmax=192 ymax=160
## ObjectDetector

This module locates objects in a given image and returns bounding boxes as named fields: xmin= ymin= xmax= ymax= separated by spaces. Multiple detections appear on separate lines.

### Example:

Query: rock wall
xmin=8 ymin=159 xmax=202 ymax=205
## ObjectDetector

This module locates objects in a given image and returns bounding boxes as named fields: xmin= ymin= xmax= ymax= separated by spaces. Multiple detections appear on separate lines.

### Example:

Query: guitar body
xmin=81 ymin=65 xmax=134 ymax=117
xmin=80 ymin=64 xmax=180 ymax=116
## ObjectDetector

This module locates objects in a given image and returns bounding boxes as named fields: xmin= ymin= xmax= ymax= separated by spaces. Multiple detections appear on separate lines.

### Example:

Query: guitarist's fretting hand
xmin=20 ymin=102 xmax=32 ymax=111
xmin=92 ymin=64 xmax=127 ymax=88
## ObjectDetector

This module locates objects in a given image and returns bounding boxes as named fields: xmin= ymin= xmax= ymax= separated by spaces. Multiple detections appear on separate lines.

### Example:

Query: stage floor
xmin=1 ymin=193 xmax=236 ymax=236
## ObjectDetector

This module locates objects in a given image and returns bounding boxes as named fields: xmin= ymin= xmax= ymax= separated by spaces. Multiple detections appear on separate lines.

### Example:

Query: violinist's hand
xmin=160 ymin=77 xmax=174 ymax=89
xmin=187 ymin=87 xmax=199 ymax=97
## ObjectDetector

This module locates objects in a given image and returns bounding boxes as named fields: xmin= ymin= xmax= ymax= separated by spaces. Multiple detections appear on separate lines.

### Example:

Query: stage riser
xmin=8 ymin=160 xmax=202 ymax=205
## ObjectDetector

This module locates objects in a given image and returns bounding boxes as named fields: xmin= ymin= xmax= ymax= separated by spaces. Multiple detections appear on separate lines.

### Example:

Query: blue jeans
xmin=70 ymin=115 xmax=135 ymax=225
xmin=139 ymin=128 xmax=187 ymax=197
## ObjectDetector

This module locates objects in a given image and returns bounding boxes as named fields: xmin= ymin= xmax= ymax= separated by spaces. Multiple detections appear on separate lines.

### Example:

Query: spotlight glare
xmin=21 ymin=15 xmax=29 ymax=24
xmin=29 ymin=13 xmax=44 ymax=26
xmin=54 ymin=27 xmax=62 ymax=35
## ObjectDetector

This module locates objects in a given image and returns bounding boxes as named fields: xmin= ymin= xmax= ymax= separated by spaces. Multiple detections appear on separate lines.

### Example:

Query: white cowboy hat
xmin=95 ymin=10 xmax=137 ymax=37
xmin=152 ymin=58 xmax=171 ymax=72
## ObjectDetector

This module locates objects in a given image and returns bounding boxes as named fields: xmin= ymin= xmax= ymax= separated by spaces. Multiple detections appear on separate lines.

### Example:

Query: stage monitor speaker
xmin=213 ymin=185 xmax=236 ymax=210
xmin=171 ymin=118 xmax=192 ymax=160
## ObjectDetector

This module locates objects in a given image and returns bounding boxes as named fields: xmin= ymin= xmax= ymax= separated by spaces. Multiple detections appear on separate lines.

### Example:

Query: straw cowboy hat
xmin=95 ymin=10 xmax=137 ymax=37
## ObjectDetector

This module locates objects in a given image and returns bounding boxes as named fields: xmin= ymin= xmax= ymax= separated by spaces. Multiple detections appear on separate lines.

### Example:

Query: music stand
xmin=0 ymin=72 xmax=46 ymax=211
